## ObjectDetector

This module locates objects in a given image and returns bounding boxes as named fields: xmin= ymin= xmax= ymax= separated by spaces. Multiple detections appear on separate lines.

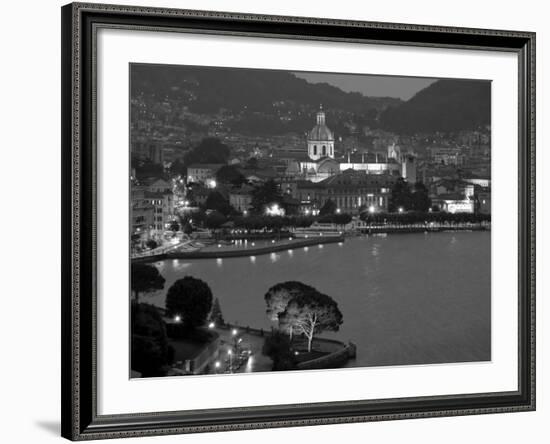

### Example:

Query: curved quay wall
xmin=132 ymin=235 xmax=344 ymax=263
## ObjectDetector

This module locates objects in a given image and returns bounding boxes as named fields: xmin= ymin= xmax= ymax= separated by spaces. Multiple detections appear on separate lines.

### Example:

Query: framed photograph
xmin=61 ymin=2 xmax=536 ymax=440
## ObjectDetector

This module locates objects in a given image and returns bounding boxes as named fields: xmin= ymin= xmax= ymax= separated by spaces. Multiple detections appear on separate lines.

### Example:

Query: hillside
xmin=130 ymin=64 xmax=401 ymax=115
xmin=379 ymin=79 xmax=491 ymax=133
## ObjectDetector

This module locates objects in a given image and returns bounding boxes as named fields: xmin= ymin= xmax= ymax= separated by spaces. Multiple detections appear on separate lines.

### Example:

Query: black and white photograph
xmin=129 ymin=64 xmax=492 ymax=378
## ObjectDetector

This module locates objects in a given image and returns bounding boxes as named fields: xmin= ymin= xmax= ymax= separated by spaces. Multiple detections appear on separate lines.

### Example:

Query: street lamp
xmin=368 ymin=206 xmax=375 ymax=214
xmin=208 ymin=322 xmax=215 ymax=329
xmin=398 ymin=207 xmax=404 ymax=213
xmin=174 ymin=315 xmax=181 ymax=323
xmin=336 ymin=208 xmax=341 ymax=214
xmin=228 ymin=349 xmax=233 ymax=372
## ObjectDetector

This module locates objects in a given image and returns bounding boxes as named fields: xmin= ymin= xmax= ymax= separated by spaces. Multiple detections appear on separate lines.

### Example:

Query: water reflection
xmin=151 ymin=232 xmax=491 ymax=368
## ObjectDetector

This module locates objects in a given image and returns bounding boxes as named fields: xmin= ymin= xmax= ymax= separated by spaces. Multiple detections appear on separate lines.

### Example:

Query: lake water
xmin=148 ymin=231 xmax=491 ymax=368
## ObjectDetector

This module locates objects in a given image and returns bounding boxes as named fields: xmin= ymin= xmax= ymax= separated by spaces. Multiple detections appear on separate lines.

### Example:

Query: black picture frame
xmin=61 ymin=2 xmax=536 ymax=440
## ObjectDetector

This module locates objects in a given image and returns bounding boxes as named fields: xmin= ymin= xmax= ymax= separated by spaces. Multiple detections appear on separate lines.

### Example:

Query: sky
xmin=293 ymin=72 xmax=437 ymax=101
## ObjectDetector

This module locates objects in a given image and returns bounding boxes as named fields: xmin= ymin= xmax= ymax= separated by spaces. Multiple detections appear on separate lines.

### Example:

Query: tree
xmin=411 ymin=181 xmax=432 ymax=212
xmin=251 ymin=179 xmax=282 ymax=213
xmin=389 ymin=177 xmax=413 ymax=212
xmin=216 ymin=165 xmax=246 ymax=186
xmin=169 ymin=220 xmax=180 ymax=232
xmin=165 ymin=276 xmax=213 ymax=329
xmin=264 ymin=281 xmax=316 ymax=339
xmin=332 ymin=213 xmax=352 ymax=226
xmin=131 ymin=303 xmax=172 ymax=377
xmin=319 ymin=199 xmax=337 ymax=216
xmin=209 ymin=297 xmax=225 ymax=326
xmin=204 ymin=210 xmax=227 ymax=230
xmin=205 ymin=191 xmax=233 ymax=216
xmin=145 ymin=239 xmax=158 ymax=250
xmin=183 ymin=137 xmax=230 ymax=165
xmin=131 ymin=263 xmax=165 ymax=303
xmin=278 ymin=291 xmax=343 ymax=352
xmin=245 ymin=157 xmax=259 ymax=169
xmin=262 ymin=332 xmax=297 ymax=371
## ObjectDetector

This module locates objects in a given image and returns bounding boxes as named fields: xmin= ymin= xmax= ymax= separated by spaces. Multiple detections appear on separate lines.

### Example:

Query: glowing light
xmin=294 ymin=351 xmax=299 ymax=356
xmin=174 ymin=315 xmax=181 ymax=322
xmin=216 ymin=258 xmax=222 ymax=266
xmin=304 ymin=247 xmax=309 ymax=252
xmin=368 ymin=206 xmax=375 ymax=214
xmin=336 ymin=208 xmax=341 ymax=214
xmin=207 ymin=179 xmax=217 ymax=189
xmin=243 ymin=210 xmax=248 ymax=216
xmin=271 ymin=240 xmax=275 ymax=243
xmin=184 ymin=200 xmax=189 ymax=206
xmin=208 ymin=322 xmax=215 ymax=329
xmin=215 ymin=361 xmax=221 ymax=368
xmin=266 ymin=203 xmax=284 ymax=216
xmin=232 ymin=329 xmax=238 ymax=336
xmin=228 ymin=349 xmax=232 ymax=355
xmin=250 ymin=256 xmax=256 ymax=263
xmin=217 ymin=244 xmax=221 ymax=248
xmin=398 ymin=207 xmax=404 ymax=213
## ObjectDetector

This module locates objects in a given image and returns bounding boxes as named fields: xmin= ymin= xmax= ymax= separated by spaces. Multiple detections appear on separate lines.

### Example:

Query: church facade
xmin=287 ymin=106 xmax=416 ymax=183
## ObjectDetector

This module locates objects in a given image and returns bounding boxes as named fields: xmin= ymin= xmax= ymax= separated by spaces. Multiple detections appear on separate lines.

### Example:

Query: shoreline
xmin=132 ymin=224 xmax=489 ymax=263
xmin=132 ymin=235 xmax=344 ymax=263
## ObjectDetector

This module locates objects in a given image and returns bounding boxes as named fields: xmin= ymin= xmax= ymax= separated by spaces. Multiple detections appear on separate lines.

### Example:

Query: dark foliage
xmin=131 ymin=303 xmax=172 ymax=377
xmin=131 ymin=263 xmax=165 ymax=303
xmin=183 ymin=137 xmax=230 ymax=166
xmin=209 ymin=297 xmax=225 ymax=326
xmin=319 ymin=199 xmax=337 ymax=216
xmin=251 ymin=179 xmax=283 ymax=213
xmin=165 ymin=276 xmax=213 ymax=329
xmin=262 ymin=332 xmax=297 ymax=371
xmin=204 ymin=191 xmax=234 ymax=216
xmin=215 ymin=165 xmax=246 ymax=186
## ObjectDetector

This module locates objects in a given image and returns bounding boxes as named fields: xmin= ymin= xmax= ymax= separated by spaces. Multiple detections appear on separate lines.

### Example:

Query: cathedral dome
xmin=308 ymin=106 xmax=334 ymax=141
xmin=308 ymin=124 xmax=334 ymax=141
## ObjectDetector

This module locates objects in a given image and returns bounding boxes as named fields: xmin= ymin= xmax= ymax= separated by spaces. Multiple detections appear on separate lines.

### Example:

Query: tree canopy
xmin=251 ymin=179 xmax=283 ymax=213
xmin=319 ymin=199 xmax=337 ymax=216
xmin=215 ymin=165 xmax=246 ymax=186
xmin=183 ymin=137 xmax=230 ymax=166
xmin=131 ymin=263 xmax=165 ymax=303
xmin=131 ymin=303 xmax=172 ymax=377
xmin=204 ymin=191 xmax=234 ymax=216
xmin=165 ymin=276 xmax=213 ymax=329
xmin=388 ymin=178 xmax=431 ymax=213
xmin=209 ymin=297 xmax=225 ymax=326
xmin=278 ymin=290 xmax=343 ymax=352
xmin=265 ymin=281 xmax=317 ymax=327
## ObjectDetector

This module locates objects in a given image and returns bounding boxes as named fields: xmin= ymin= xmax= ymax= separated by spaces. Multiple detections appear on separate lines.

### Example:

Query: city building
xmin=477 ymin=188 xmax=491 ymax=214
xmin=187 ymin=163 xmax=224 ymax=185
xmin=307 ymin=105 xmax=335 ymax=160
xmin=286 ymin=107 xmax=413 ymax=183
xmin=229 ymin=185 xmax=254 ymax=213
xmin=428 ymin=147 xmax=465 ymax=166
xmin=293 ymin=169 xmax=396 ymax=215
xmin=432 ymin=193 xmax=475 ymax=213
